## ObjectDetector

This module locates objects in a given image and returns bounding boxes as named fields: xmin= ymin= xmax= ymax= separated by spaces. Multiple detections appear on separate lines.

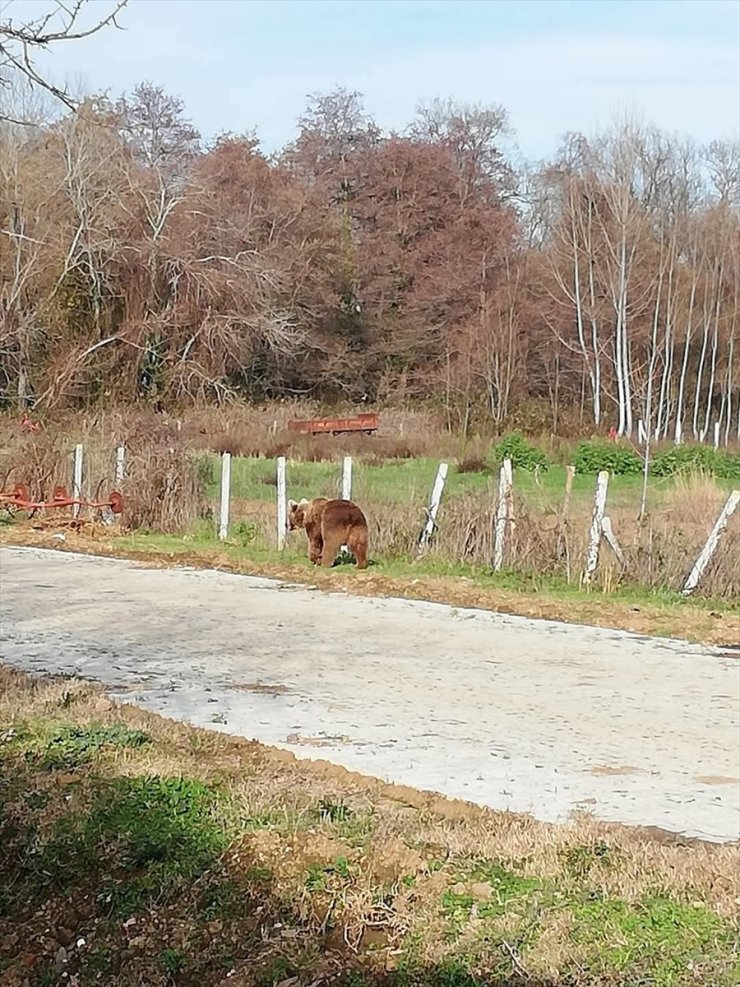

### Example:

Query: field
xmin=1 ymin=665 xmax=739 ymax=987
xmin=1 ymin=406 xmax=739 ymax=643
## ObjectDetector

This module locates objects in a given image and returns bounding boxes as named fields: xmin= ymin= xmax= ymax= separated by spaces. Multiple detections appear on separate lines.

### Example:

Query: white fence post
xmin=584 ymin=470 xmax=609 ymax=585
xmin=674 ymin=420 xmax=683 ymax=445
xmin=601 ymin=516 xmax=625 ymax=566
xmin=339 ymin=455 xmax=353 ymax=557
xmin=563 ymin=465 xmax=575 ymax=516
xmin=682 ymin=490 xmax=739 ymax=596
xmin=493 ymin=458 xmax=514 ymax=571
xmin=341 ymin=455 xmax=352 ymax=501
xmin=115 ymin=445 xmax=126 ymax=484
xmin=276 ymin=456 xmax=287 ymax=550
xmin=417 ymin=462 xmax=448 ymax=555
xmin=218 ymin=452 xmax=231 ymax=541
xmin=72 ymin=443 xmax=83 ymax=519
xmin=713 ymin=421 xmax=720 ymax=450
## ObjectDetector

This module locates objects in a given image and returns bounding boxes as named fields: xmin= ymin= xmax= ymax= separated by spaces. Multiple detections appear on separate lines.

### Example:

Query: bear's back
xmin=321 ymin=498 xmax=367 ymax=529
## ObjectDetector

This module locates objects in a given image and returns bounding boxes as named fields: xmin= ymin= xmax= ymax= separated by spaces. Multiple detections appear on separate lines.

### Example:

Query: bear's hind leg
xmin=320 ymin=533 xmax=342 ymax=567
xmin=348 ymin=527 xmax=368 ymax=569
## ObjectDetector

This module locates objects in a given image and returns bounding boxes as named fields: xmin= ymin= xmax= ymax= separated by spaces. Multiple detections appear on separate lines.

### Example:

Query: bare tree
xmin=0 ymin=0 xmax=127 ymax=122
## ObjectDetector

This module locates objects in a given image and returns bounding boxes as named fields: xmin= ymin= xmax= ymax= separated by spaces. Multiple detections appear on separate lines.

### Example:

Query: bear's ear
xmin=298 ymin=497 xmax=309 ymax=507
xmin=288 ymin=499 xmax=297 ymax=510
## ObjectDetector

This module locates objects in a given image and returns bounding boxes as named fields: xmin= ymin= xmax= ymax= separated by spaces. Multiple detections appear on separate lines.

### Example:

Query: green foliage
xmin=442 ymin=860 xmax=545 ymax=928
xmin=232 ymin=520 xmax=258 ymax=545
xmin=574 ymin=440 xmax=642 ymax=475
xmin=492 ymin=433 xmax=549 ymax=471
xmin=651 ymin=445 xmax=740 ymax=479
xmin=569 ymin=892 xmax=732 ymax=985
xmin=37 ymin=775 xmax=228 ymax=916
xmin=575 ymin=439 xmax=740 ymax=479
xmin=22 ymin=723 xmax=150 ymax=771
xmin=191 ymin=451 xmax=216 ymax=490
xmin=160 ymin=948 xmax=186 ymax=976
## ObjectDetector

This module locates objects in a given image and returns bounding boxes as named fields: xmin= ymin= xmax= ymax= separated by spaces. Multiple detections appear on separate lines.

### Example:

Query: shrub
xmin=122 ymin=444 xmax=207 ymax=532
xmin=456 ymin=456 xmax=491 ymax=475
xmin=651 ymin=445 xmax=740 ymax=480
xmin=493 ymin=433 xmax=550 ymax=472
xmin=574 ymin=440 xmax=642 ymax=475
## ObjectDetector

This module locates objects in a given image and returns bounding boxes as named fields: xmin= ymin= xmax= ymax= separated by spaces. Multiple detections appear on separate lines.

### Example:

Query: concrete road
xmin=1 ymin=546 xmax=738 ymax=842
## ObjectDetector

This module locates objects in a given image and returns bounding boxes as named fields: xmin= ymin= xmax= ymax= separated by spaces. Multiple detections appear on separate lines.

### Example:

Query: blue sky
xmin=8 ymin=0 xmax=740 ymax=158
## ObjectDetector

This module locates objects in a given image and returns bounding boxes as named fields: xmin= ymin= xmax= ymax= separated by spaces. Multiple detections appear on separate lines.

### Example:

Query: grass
xmin=209 ymin=453 xmax=729 ymax=509
xmin=132 ymin=523 xmax=735 ymax=615
xmin=2 ymin=428 xmax=739 ymax=637
xmin=197 ymin=454 xmax=740 ymax=601
xmin=1 ymin=666 xmax=739 ymax=987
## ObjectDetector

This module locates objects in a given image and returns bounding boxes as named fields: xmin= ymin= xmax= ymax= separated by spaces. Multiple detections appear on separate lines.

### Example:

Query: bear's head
xmin=287 ymin=497 xmax=309 ymax=531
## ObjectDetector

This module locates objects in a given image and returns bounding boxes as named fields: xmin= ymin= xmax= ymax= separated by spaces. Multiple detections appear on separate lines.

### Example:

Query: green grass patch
xmin=14 ymin=722 xmax=151 ymax=770
xmin=568 ymin=892 xmax=736 ymax=985
xmin=1 ymin=684 xmax=738 ymax=986
xmin=22 ymin=774 xmax=230 ymax=917
xmin=117 ymin=527 xmax=738 ymax=620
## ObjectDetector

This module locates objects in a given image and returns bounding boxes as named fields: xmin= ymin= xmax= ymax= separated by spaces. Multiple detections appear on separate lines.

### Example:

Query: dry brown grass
xmin=1 ymin=665 xmax=739 ymax=987
xmin=2 ymin=409 xmax=738 ymax=598
xmin=118 ymin=441 xmax=207 ymax=532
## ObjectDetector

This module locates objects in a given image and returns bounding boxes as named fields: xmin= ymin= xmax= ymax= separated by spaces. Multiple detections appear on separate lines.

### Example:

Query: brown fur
xmin=288 ymin=497 xmax=368 ymax=569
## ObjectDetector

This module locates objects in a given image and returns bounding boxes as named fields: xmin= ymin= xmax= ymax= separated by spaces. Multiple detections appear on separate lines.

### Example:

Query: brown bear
xmin=287 ymin=497 xmax=368 ymax=569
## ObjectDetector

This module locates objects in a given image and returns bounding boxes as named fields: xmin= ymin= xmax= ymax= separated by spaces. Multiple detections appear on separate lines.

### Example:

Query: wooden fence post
xmin=341 ymin=455 xmax=352 ymax=501
xmin=115 ymin=445 xmax=126 ymax=484
xmin=682 ymin=490 xmax=739 ymax=596
xmin=218 ymin=452 xmax=231 ymax=541
xmin=493 ymin=458 xmax=514 ymax=571
xmin=72 ymin=443 xmax=83 ymax=519
xmin=276 ymin=456 xmax=287 ymax=550
xmin=584 ymin=470 xmax=609 ymax=585
xmin=417 ymin=462 xmax=448 ymax=555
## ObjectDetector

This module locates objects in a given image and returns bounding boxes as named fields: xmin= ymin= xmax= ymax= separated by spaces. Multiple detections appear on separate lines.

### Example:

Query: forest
xmin=1 ymin=81 xmax=738 ymax=440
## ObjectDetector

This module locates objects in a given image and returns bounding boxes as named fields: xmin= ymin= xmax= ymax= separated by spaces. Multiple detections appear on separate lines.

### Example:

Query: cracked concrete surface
xmin=1 ymin=545 xmax=738 ymax=842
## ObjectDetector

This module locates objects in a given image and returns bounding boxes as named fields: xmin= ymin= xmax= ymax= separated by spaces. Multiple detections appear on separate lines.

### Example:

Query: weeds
xmin=19 ymin=722 xmax=150 ymax=770
xmin=1 ymin=666 xmax=739 ymax=985
xmin=1 ymin=408 xmax=739 ymax=600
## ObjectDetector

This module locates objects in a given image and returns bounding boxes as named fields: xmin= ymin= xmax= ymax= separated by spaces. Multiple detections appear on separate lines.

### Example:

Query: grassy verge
xmin=1 ymin=666 xmax=738 ymax=987
xmin=1 ymin=520 xmax=737 ymax=647
xmin=206 ymin=454 xmax=738 ymax=508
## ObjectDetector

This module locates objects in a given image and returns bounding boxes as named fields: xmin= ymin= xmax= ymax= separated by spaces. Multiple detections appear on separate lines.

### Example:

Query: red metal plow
xmin=0 ymin=483 xmax=123 ymax=515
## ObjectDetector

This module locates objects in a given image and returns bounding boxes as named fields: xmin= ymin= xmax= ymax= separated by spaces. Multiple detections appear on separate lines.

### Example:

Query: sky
xmin=4 ymin=0 xmax=740 ymax=159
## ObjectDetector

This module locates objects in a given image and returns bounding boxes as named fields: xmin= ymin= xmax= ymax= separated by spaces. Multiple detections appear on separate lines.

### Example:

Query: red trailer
xmin=287 ymin=412 xmax=379 ymax=436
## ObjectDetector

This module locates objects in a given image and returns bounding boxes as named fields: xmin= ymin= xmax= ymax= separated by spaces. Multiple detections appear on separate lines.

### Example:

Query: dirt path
xmin=1 ymin=545 xmax=738 ymax=842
